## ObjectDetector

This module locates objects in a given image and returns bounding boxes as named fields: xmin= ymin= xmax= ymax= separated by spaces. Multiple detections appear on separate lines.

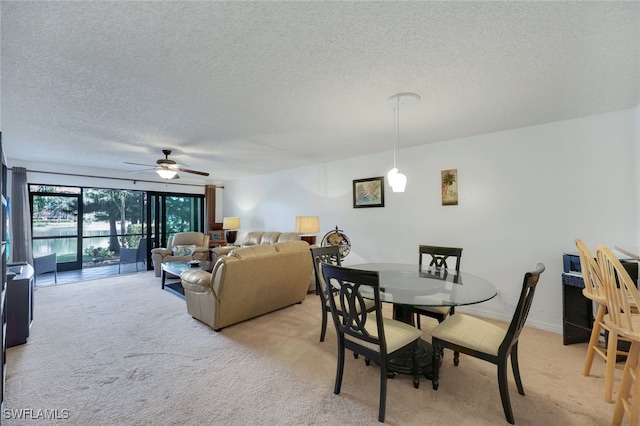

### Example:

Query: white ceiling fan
xmin=125 ymin=149 xmax=209 ymax=179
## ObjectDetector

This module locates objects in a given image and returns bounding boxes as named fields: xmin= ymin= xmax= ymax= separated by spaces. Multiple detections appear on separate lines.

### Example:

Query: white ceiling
xmin=1 ymin=1 xmax=639 ymax=183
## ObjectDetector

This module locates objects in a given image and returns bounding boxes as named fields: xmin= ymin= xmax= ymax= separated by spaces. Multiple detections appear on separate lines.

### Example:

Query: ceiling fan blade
xmin=178 ymin=168 xmax=209 ymax=177
xmin=124 ymin=161 xmax=156 ymax=167
xmin=127 ymin=169 xmax=157 ymax=175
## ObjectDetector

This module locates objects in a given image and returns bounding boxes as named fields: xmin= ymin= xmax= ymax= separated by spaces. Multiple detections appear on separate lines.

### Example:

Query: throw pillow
xmin=172 ymin=244 xmax=197 ymax=256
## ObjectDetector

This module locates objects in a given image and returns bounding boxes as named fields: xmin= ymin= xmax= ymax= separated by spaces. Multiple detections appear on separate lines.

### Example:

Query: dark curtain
xmin=205 ymin=184 xmax=217 ymax=232
xmin=10 ymin=167 xmax=33 ymax=265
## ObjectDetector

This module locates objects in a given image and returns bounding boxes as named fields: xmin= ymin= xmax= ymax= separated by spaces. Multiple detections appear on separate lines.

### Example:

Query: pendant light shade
xmin=386 ymin=92 xmax=420 ymax=193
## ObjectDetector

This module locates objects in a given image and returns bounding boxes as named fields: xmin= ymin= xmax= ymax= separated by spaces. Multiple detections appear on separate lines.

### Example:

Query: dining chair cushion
xmin=431 ymin=313 xmax=506 ymax=357
xmin=345 ymin=314 xmax=423 ymax=354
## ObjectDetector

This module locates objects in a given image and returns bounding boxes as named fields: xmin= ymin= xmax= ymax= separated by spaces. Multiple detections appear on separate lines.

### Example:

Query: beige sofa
xmin=180 ymin=241 xmax=313 ymax=331
xmin=150 ymin=232 xmax=210 ymax=277
xmin=210 ymin=231 xmax=300 ymax=262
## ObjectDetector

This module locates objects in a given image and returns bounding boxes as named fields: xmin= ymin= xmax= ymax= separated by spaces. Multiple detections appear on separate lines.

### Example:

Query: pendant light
xmin=386 ymin=92 xmax=420 ymax=192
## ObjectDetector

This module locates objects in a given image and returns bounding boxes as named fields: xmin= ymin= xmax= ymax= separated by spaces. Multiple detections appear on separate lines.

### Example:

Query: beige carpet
xmin=4 ymin=271 xmax=614 ymax=425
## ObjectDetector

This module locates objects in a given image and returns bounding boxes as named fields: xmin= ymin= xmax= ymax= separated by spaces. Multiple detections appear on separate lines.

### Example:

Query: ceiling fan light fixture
xmin=157 ymin=168 xmax=178 ymax=179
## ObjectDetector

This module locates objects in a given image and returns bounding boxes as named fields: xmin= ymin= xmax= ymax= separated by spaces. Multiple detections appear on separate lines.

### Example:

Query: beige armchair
xmin=150 ymin=232 xmax=210 ymax=277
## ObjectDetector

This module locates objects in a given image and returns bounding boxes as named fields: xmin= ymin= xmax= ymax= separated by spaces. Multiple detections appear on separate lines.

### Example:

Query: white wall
xmin=223 ymin=108 xmax=639 ymax=333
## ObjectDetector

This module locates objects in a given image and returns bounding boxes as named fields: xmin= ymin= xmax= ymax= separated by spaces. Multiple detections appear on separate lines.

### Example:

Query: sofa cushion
xmin=274 ymin=241 xmax=310 ymax=253
xmin=260 ymin=232 xmax=282 ymax=245
xmin=277 ymin=232 xmax=301 ymax=243
xmin=172 ymin=244 xmax=197 ymax=256
xmin=231 ymin=244 xmax=278 ymax=259
xmin=243 ymin=232 xmax=265 ymax=246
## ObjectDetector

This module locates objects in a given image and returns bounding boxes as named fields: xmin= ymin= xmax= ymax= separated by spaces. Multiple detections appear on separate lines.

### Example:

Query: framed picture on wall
xmin=210 ymin=231 xmax=224 ymax=241
xmin=441 ymin=169 xmax=458 ymax=206
xmin=353 ymin=176 xmax=385 ymax=208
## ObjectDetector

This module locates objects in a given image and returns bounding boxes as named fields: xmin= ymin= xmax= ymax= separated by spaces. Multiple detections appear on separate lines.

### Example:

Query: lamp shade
xmin=222 ymin=217 xmax=241 ymax=230
xmin=295 ymin=216 xmax=320 ymax=234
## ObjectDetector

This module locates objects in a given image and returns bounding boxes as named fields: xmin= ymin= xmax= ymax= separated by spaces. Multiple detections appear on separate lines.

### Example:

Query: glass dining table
xmin=351 ymin=263 xmax=498 ymax=382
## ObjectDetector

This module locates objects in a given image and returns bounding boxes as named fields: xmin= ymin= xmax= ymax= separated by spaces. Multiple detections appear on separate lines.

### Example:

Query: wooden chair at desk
xmin=597 ymin=246 xmax=640 ymax=425
xmin=576 ymin=238 xmax=632 ymax=402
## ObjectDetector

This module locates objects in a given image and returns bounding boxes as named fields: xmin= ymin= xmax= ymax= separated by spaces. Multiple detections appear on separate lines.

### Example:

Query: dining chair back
xmin=321 ymin=262 xmax=422 ymax=423
xmin=415 ymin=245 xmax=463 ymax=327
xmin=430 ymin=263 xmax=545 ymax=424
xmin=596 ymin=246 xmax=640 ymax=425
xmin=310 ymin=245 xmax=376 ymax=342
xmin=576 ymin=238 xmax=627 ymax=402
xmin=310 ymin=245 xmax=341 ymax=342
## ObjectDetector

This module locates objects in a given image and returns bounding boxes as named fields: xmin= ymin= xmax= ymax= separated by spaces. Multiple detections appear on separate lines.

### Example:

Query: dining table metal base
xmin=387 ymin=339 xmax=433 ymax=385
xmin=387 ymin=304 xmax=434 ymax=386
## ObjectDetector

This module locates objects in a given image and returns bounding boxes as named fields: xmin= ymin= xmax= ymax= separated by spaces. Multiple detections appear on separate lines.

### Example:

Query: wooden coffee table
xmin=161 ymin=261 xmax=214 ymax=289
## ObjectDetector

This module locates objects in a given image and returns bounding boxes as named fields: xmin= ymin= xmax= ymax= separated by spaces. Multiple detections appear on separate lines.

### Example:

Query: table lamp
xmin=222 ymin=217 xmax=241 ymax=245
xmin=296 ymin=216 xmax=320 ymax=245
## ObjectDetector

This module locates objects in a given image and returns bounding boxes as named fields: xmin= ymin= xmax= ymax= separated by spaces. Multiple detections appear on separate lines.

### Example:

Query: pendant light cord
xmin=396 ymin=96 xmax=400 ymax=167
xmin=392 ymin=104 xmax=397 ymax=167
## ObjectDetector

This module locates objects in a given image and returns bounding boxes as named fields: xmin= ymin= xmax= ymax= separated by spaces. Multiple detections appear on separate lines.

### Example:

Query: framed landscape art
xmin=441 ymin=169 xmax=458 ymax=206
xmin=353 ymin=176 xmax=385 ymax=208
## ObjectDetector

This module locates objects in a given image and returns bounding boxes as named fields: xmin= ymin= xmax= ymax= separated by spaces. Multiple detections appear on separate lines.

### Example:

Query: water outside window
xmin=30 ymin=185 xmax=204 ymax=275
xmin=30 ymin=186 xmax=146 ymax=271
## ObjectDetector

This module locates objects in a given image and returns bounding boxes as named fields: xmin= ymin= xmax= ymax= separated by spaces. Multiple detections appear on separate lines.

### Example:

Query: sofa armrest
xmin=181 ymin=269 xmax=212 ymax=292
xmin=211 ymin=246 xmax=234 ymax=262
xmin=192 ymin=247 xmax=209 ymax=256
xmin=151 ymin=247 xmax=172 ymax=256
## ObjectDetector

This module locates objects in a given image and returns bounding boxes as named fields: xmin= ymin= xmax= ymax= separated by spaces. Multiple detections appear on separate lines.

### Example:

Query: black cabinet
xmin=6 ymin=263 xmax=34 ymax=347
xmin=561 ymin=270 xmax=593 ymax=345
xmin=561 ymin=252 xmax=638 ymax=346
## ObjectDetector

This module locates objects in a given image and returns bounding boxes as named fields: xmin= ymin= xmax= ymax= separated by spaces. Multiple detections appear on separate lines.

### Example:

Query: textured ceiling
xmin=1 ymin=1 xmax=639 ymax=183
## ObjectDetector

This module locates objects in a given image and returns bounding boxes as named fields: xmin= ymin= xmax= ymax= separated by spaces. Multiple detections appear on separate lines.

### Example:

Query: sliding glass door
xmin=30 ymin=185 xmax=204 ymax=273
xmin=30 ymin=186 xmax=81 ymax=271
xmin=149 ymin=192 xmax=204 ymax=249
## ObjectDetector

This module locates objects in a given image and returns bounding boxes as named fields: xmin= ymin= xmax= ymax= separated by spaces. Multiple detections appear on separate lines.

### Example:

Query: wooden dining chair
xmin=596 ymin=246 xmax=640 ymax=424
xmin=310 ymin=246 xmax=375 ymax=342
xmin=321 ymin=263 xmax=422 ymax=423
xmin=576 ymin=238 xmax=631 ymax=402
xmin=310 ymin=246 xmax=347 ymax=342
xmin=415 ymin=245 xmax=463 ymax=328
xmin=430 ymin=263 xmax=545 ymax=425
